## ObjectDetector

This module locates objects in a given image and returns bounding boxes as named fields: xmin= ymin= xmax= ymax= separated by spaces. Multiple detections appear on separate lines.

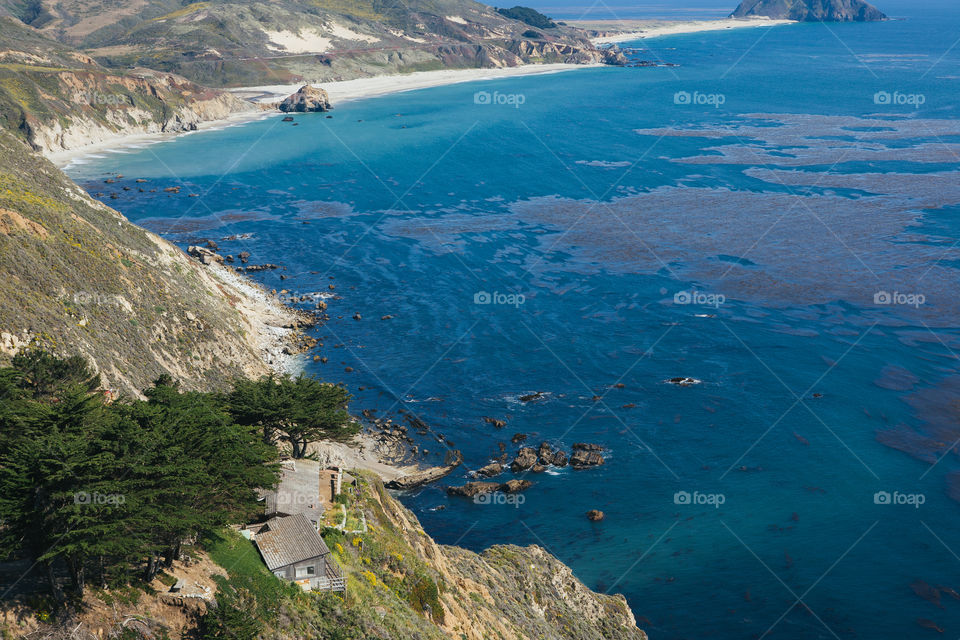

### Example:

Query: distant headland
xmin=731 ymin=0 xmax=888 ymax=22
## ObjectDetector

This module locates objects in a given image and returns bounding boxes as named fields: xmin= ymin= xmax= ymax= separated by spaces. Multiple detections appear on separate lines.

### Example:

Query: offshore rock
xmin=279 ymin=85 xmax=332 ymax=113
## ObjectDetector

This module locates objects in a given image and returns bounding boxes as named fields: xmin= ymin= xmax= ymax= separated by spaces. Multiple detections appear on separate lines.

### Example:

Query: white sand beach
xmin=228 ymin=62 xmax=597 ymax=105
xmin=48 ymin=63 xmax=593 ymax=168
xmin=571 ymin=17 xmax=796 ymax=44
xmin=47 ymin=19 xmax=795 ymax=168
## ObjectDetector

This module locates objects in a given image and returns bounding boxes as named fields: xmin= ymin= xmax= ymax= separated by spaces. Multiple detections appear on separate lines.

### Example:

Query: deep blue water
xmin=69 ymin=3 xmax=960 ymax=637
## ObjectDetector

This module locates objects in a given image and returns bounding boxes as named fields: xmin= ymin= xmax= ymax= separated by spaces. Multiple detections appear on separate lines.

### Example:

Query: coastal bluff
xmin=0 ymin=129 xmax=306 ymax=396
xmin=731 ymin=0 xmax=888 ymax=21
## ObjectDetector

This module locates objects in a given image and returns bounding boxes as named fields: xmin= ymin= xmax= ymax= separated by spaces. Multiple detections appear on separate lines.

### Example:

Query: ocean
xmin=68 ymin=1 xmax=960 ymax=636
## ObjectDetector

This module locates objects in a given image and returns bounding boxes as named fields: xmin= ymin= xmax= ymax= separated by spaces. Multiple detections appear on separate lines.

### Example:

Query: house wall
xmin=273 ymin=556 xmax=325 ymax=581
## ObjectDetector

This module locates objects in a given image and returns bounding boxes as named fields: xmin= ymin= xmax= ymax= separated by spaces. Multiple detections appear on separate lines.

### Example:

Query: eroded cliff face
xmin=23 ymin=68 xmax=255 ymax=153
xmin=363 ymin=479 xmax=647 ymax=640
xmin=0 ymin=16 xmax=255 ymax=154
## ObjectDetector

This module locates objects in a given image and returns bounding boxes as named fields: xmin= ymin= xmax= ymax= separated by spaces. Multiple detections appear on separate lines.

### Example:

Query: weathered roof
xmin=264 ymin=459 xmax=322 ymax=523
xmin=255 ymin=513 xmax=330 ymax=571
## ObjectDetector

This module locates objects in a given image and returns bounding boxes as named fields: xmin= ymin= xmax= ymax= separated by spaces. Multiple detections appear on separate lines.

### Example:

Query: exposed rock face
xmin=187 ymin=245 xmax=223 ymax=265
xmin=0 ymin=19 xmax=257 ymax=154
xmin=510 ymin=447 xmax=539 ymax=472
xmin=371 ymin=476 xmax=647 ymax=639
xmin=587 ymin=509 xmax=605 ymax=521
xmin=500 ymin=478 xmax=533 ymax=493
xmin=573 ymin=443 xmax=604 ymax=452
xmin=538 ymin=442 xmax=569 ymax=467
xmin=278 ymin=85 xmax=332 ymax=113
xmin=571 ymin=446 xmax=605 ymax=469
xmin=447 ymin=481 xmax=501 ymax=497
xmin=475 ymin=462 xmax=504 ymax=478
xmin=731 ymin=0 xmax=887 ymax=21
xmin=448 ymin=479 xmax=533 ymax=496
xmin=385 ymin=452 xmax=463 ymax=490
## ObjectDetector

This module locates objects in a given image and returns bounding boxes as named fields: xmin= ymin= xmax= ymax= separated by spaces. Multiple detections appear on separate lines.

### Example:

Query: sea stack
xmin=279 ymin=85 xmax=333 ymax=112
xmin=730 ymin=0 xmax=887 ymax=22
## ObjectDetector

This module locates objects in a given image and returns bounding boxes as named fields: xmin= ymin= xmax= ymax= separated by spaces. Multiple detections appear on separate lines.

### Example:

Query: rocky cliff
xmin=731 ymin=0 xmax=887 ymax=21
xmin=0 ymin=16 xmax=255 ymax=153
xmin=6 ymin=473 xmax=647 ymax=640
xmin=0 ymin=127 xmax=308 ymax=396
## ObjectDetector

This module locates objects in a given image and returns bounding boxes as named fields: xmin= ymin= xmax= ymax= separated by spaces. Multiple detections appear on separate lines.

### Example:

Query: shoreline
xmin=200 ymin=261 xmax=309 ymax=376
xmin=49 ymin=63 xmax=595 ymax=169
xmin=229 ymin=62 xmax=597 ymax=105
xmin=572 ymin=17 xmax=796 ymax=44
xmin=46 ymin=18 xmax=796 ymax=168
xmin=48 ymin=109 xmax=275 ymax=169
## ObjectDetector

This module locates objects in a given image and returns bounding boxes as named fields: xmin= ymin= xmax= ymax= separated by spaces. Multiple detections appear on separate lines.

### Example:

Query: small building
xmin=253 ymin=513 xmax=345 ymax=592
xmin=320 ymin=466 xmax=357 ymax=502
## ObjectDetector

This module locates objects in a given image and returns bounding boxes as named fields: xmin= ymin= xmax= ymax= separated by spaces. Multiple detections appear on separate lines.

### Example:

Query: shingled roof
xmin=255 ymin=513 xmax=331 ymax=571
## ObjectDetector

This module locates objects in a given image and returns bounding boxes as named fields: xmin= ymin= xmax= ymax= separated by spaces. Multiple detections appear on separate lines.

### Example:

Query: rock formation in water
xmin=731 ymin=0 xmax=887 ymax=22
xmin=279 ymin=85 xmax=333 ymax=113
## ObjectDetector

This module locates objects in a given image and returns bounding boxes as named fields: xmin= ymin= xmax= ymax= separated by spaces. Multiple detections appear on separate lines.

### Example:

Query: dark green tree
xmin=11 ymin=349 xmax=100 ymax=401
xmin=225 ymin=374 xmax=355 ymax=458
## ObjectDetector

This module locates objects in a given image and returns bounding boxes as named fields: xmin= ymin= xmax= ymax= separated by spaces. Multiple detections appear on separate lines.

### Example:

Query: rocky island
xmin=731 ymin=0 xmax=888 ymax=22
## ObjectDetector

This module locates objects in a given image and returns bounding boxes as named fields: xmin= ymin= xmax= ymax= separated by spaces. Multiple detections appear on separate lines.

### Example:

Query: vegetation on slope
xmin=0 ymin=126 xmax=299 ymax=393
xmin=0 ymin=0 xmax=617 ymax=88
xmin=0 ymin=352 xmax=354 ymax=601
xmin=0 ymin=352 xmax=645 ymax=639
xmin=198 ymin=471 xmax=646 ymax=640
xmin=496 ymin=6 xmax=557 ymax=29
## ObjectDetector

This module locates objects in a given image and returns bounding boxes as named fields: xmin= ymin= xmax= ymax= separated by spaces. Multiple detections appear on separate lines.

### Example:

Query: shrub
xmin=497 ymin=6 xmax=557 ymax=29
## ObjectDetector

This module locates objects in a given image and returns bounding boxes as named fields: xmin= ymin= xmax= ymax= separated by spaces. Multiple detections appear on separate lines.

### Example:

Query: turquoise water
xmin=69 ymin=3 xmax=960 ymax=637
